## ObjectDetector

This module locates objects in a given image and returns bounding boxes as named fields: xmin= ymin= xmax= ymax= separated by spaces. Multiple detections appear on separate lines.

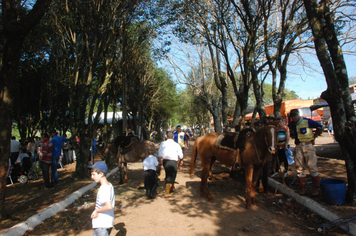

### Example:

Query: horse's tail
xmin=190 ymin=137 xmax=200 ymax=177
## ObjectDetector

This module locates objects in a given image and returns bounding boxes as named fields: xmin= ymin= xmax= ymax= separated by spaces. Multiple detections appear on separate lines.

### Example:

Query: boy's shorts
xmin=93 ymin=227 xmax=112 ymax=236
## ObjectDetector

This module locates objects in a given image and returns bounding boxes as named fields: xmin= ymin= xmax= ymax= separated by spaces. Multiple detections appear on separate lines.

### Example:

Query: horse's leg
xmin=118 ymin=158 xmax=124 ymax=184
xmin=251 ymin=168 xmax=262 ymax=206
xmin=124 ymin=162 xmax=128 ymax=183
xmin=208 ymin=157 xmax=216 ymax=180
xmin=244 ymin=165 xmax=254 ymax=209
xmin=201 ymin=163 xmax=215 ymax=201
xmin=259 ymin=162 xmax=268 ymax=193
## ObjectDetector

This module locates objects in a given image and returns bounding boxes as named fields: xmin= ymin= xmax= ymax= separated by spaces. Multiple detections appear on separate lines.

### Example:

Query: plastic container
xmin=320 ymin=179 xmax=346 ymax=206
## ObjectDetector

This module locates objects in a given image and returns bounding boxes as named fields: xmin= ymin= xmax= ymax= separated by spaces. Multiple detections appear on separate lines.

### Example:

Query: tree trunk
xmin=303 ymin=0 xmax=356 ymax=203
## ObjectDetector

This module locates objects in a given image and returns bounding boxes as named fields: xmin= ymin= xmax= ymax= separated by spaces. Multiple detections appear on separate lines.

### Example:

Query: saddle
xmin=116 ymin=136 xmax=140 ymax=155
xmin=215 ymin=132 xmax=239 ymax=151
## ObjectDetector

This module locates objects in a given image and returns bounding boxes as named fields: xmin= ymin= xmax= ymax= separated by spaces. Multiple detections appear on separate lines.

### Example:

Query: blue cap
xmin=88 ymin=161 xmax=108 ymax=173
xmin=177 ymin=124 xmax=181 ymax=127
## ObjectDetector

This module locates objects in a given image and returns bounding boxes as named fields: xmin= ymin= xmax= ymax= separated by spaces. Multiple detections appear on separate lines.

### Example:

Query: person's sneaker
xmin=284 ymin=172 xmax=288 ymax=177
xmin=271 ymin=172 xmax=279 ymax=177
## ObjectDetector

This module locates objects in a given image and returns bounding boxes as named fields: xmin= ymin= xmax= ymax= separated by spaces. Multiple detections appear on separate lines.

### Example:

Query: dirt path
xmin=20 ymin=135 xmax=350 ymax=236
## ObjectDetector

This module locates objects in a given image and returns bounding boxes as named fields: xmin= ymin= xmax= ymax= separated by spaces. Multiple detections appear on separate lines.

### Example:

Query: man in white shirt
xmin=158 ymin=131 xmax=183 ymax=197
xmin=10 ymin=136 xmax=21 ymax=165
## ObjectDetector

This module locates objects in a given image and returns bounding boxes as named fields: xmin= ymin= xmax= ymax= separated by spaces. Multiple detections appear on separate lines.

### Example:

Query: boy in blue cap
xmin=88 ymin=161 xmax=115 ymax=236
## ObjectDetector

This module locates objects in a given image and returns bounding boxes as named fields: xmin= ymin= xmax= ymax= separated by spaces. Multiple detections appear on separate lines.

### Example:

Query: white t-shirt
xmin=92 ymin=183 xmax=115 ymax=229
xmin=16 ymin=153 xmax=29 ymax=166
xmin=158 ymin=139 xmax=183 ymax=161
xmin=11 ymin=140 xmax=20 ymax=153
xmin=143 ymin=155 xmax=159 ymax=171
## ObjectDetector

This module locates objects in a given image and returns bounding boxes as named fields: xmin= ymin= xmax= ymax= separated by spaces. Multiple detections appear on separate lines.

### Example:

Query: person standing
xmin=327 ymin=117 xmax=334 ymax=136
xmin=10 ymin=136 xmax=21 ymax=166
xmin=275 ymin=117 xmax=290 ymax=177
xmin=88 ymin=161 xmax=115 ymax=236
xmin=173 ymin=124 xmax=188 ymax=170
xmin=158 ymin=131 xmax=183 ymax=198
xmin=62 ymin=134 xmax=71 ymax=165
xmin=50 ymin=130 xmax=67 ymax=186
xmin=289 ymin=109 xmax=323 ymax=196
xmin=39 ymin=133 xmax=53 ymax=189
xmin=142 ymin=146 xmax=160 ymax=199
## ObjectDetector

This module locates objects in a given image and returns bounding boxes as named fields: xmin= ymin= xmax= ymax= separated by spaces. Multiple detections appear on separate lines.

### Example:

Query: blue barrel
xmin=320 ymin=179 xmax=346 ymax=206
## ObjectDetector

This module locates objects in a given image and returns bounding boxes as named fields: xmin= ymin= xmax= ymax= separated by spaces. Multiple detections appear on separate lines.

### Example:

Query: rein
xmin=251 ymin=125 xmax=275 ymax=164
xmin=252 ymin=138 xmax=263 ymax=164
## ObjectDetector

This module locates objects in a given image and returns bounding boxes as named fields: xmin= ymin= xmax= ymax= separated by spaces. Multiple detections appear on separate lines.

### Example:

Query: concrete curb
xmin=0 ymin=167 xmax=119 ymax=236
xmin=269 ymin=177 xmax=356 ymax=235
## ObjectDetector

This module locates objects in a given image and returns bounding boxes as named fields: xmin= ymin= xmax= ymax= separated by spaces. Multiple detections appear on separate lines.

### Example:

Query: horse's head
xmin=260 ymin=125 xmax=278 ymax=154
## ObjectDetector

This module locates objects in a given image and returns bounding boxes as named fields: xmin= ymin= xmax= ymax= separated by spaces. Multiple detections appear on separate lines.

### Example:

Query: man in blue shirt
xmin=50 ymin=130 xmax=67 ymax=186
xmin=173 ymin=124 xmax=188 ymax=170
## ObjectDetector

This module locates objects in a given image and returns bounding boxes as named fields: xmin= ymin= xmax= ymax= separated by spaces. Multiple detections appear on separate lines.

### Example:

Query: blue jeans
xmin=51 ymin=156 xmax=60 ymax=185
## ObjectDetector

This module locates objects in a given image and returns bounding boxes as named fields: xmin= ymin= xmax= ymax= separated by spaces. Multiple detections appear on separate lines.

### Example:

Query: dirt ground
xmin=1 ymin=132 xmax=354 ymax=236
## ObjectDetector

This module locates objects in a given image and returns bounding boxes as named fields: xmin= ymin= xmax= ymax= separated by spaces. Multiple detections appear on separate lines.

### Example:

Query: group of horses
xmin=105 ymin=119 xmax=278 ymax=209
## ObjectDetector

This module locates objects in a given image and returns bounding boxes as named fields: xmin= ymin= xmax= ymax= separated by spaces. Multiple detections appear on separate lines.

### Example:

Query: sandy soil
xmin=1 ymin=133 xmax=353 ymax=236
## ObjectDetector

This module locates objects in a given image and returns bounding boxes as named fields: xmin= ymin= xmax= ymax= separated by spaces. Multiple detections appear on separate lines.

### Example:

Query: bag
xmin=36 ymin=161 xmax=41 ymax=173
xmin=285 ymin=148 xmax=294 ymax=165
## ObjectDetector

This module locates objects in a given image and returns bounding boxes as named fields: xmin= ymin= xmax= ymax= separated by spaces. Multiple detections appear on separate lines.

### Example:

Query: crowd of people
xmin=9 ymin=130 xmax=78 ymax=188
xmin=6 ymin=115 xmax=326 ymax=235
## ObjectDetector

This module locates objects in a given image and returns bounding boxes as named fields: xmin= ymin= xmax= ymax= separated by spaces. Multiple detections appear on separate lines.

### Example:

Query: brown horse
xmin=118 ymin=139 xmax=159 ymax=184
xmin=190 ymin=125 xmax=277 ymax=209
xmin=104 ymin=136 xmax=159 ymax=184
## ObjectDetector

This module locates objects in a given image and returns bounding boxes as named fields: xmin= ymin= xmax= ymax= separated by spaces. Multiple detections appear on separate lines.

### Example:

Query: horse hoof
xmin=208 ymin=196 xmax=215 ymax=202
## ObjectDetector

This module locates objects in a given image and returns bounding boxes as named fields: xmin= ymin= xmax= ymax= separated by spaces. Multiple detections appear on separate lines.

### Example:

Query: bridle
xmin=252 ymin=125 xmax=276 ymax=164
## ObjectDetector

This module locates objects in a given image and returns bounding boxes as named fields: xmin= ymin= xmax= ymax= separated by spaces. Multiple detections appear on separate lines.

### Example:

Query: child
xmin=142 ymin=147 xmax=159 ymax=199
xmin=89 ymin=161 xmax=115 ymax=236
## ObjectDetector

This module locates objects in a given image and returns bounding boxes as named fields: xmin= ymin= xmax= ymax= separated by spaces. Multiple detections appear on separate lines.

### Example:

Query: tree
xmin=261 ymin=0 xmax=310 ymax=118
xmin=0 ymin=0 xmax=53 ymax=220
xmin=303 ymin=0 xmax=356 ymax=203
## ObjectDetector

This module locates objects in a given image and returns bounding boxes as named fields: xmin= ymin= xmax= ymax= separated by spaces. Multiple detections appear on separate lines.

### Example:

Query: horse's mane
xmin=235 ymin=127 xmax=255 ymax=150
xmin=114 ymin=135 xmax=139 ymax=148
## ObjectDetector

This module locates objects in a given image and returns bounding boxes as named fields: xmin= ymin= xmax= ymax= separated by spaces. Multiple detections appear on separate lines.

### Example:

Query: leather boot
xmin=298 ymin=177 xmax=306 ymax=195
xmin=311 ymin=175 xmax=320 ymax=197
xmin=165 ymin=183 xmax=172 ymax=198
xmin=170 ymin=184 xmax=175 ymax=193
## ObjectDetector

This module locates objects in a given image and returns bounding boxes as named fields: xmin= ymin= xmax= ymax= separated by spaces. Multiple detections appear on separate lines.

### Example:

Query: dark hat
xmin=50 ymin=129 xmax=57 ymax=134
xmin=88 ymin=161 xmax=108 ymax=173
xmin=290 ymin=109 xmax=300 ymax=117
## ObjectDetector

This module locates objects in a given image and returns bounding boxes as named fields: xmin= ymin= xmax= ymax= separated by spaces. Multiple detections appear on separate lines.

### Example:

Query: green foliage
xmin=175 ymin=87 xmax=211 ymax=128
xmin=248 ymin=83 xmax=299 ymax=106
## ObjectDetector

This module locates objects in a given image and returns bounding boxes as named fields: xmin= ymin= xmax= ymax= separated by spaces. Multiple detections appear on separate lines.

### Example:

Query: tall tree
xmin=303 ymin=0 xmax=356 ymax=203
xmin=262 ymin=0 xmax=310 ymax=118
xmin=0 ymin=0 xmax=53 ymax=220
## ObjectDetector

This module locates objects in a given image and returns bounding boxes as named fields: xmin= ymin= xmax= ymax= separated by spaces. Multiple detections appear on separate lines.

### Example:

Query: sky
xmin=284 ymin=53 xmax=356 ymax=99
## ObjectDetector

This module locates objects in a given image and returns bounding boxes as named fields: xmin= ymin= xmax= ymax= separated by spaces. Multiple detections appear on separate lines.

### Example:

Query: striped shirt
xmin=40 ymin=140 xmax=53 ymax=164
xmin=277 ymin=126 xmax=288 ymax=148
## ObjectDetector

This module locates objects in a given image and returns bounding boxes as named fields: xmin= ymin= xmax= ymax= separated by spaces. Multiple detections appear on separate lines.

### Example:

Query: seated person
xmin=15 ymin=148 xmax=32 ymax=174
xmin=16 ymin=147 xmax=30 ymax=166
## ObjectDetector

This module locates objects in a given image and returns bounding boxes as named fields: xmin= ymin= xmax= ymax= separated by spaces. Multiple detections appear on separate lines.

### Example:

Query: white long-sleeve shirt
xmin=158 ymin=139 xmax=183 ymax=161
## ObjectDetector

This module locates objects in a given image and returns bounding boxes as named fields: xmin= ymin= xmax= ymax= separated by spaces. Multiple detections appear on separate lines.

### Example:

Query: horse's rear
xmin=118 ymin=139 xmax=157 ymax=184
xmin=191 ymin=132 xmax=239 ymax=201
